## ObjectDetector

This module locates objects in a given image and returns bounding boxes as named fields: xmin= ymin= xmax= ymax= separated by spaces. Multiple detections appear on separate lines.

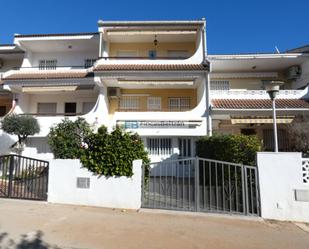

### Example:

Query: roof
xmin=14 ymin=32 xmax=99 ymax=38
xmin=3 ymin=70 xmax=93 ymax=81
xmin=211 ymin=99 xmax=309 ymax=110
xmin=286 ymin=44 xmax=309 ymax=53
xmin=98 ymin=20 xmax=205 ymax=27
xmin=94 ymin=64 xmax=208 ymax=71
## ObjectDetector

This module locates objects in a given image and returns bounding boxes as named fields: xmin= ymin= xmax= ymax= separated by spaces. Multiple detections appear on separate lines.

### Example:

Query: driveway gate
xmin=142 ymin=157 xmax=260 ymax=216
xmin=0 ymin=154 xmax=49 ymax=201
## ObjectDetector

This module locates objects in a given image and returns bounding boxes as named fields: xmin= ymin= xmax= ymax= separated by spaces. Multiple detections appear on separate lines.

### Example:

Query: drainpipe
xmin=201 ymin=18 xmax=212 ymax=136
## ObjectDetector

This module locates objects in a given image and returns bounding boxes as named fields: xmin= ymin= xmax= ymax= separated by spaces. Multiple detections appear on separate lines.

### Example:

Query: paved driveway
xmin=0 ymin=199 xmax=308 ymax=249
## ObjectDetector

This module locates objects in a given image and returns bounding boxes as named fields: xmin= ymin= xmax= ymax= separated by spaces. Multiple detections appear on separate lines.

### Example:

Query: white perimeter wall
xmin=257 ymin=152 xmax=309 ymax=222
xmin=48 ymin=159 xmax=142 ymax=210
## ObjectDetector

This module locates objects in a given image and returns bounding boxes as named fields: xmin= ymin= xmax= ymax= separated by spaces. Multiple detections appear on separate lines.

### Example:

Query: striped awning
xmin=231 ymin=116 xmax=294 ymax=124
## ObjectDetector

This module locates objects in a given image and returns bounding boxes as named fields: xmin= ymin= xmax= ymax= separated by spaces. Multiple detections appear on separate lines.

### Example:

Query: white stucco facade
xmin=48 ymin=159 xmax=142 ymax=209
xmin=257 ymin=152 xmax=309 ymax=223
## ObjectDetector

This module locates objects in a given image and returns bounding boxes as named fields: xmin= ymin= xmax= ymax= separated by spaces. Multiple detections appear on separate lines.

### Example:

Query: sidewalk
xmin=0 ymin=199 xmax=308 ymax=249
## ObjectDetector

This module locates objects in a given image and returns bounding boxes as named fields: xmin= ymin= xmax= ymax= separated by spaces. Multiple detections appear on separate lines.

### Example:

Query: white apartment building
xmin=0 ymin=20 xmax=210 ymax=161
xmin=0 ymin=19 xmax=308 ymax=160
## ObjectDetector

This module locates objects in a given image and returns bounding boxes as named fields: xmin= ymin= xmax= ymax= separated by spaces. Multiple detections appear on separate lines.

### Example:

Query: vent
xmin=76 ymin=177 xmax=90 ymax=189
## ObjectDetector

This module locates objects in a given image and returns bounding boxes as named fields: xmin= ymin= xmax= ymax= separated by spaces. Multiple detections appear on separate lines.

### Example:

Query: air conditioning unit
xmin=287 ymin=65 xmax=301 ymax=80
xmin=107 ymin=87 xmax=120 ymax=98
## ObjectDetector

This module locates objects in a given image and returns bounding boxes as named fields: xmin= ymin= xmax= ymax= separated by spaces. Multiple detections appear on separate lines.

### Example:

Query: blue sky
xmin=1 ymin=0 xmax=308 ymax=54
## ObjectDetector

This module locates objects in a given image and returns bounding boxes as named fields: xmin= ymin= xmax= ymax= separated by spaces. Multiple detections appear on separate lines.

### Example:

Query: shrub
xmin=1 ymin=114 xmax=40 ymax=146
xmin=196 ymin=134 xmax=261 ymax=166
xmin=80 ymin=125 xmax=149 ymax=177
xmin=48 ymin=118 xmax=92 ymax=159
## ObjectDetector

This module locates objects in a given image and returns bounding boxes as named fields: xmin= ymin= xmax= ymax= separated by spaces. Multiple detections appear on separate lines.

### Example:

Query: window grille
xmin=210 ymin=80 xmax=230 ymax=90
xmin=119 ymin=97 xmax=140 ymax=110
xmin=168 ymin=97 xmax=191 ymax=111
xmin=147 ymin=97 xmax=161 ymax=110
xmin=39 ymin=59 xmax=57 ymax=70
xmin=146 ymin=138 xmax=172 ymax=155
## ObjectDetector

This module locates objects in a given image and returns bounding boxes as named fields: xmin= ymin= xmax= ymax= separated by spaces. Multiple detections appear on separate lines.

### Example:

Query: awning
xmin=231 ymin=116 xmax=294 ymax=124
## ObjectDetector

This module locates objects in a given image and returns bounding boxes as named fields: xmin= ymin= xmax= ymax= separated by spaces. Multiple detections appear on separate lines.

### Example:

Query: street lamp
xmin=265 ymin=81 xmax=284 ymax=152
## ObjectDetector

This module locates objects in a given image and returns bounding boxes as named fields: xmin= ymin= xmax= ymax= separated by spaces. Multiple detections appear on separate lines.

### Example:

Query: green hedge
xmin=48 ymin=118 xmax=92 ymax=159
xmin=196 ymin=134 xmax=261 ymax=166
xmin=80 ymin=126 xmax=149 ymax=177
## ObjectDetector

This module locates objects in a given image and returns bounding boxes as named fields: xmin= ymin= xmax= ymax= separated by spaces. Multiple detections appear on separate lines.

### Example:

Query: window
xmin=38 ymin=59 xmax=57 ymax=70
xmin=241 ymin=129 xmax=256 ymax=135
xmin=147 ymin=97 xmax=161 ymax=110
xmin=167 ymin=50 xmax=189 ymax=59
xmin=82 ymin=102 xmax=95 ymax=114
xmin=64 ymin=102 xmax=77 ymax=116
xmin=148 ymin=50 xmax=157 ymax=59
xmin=116 ymin=50 xmax=138 ymax=58
xmin=119 ymin=97 xmax=140 ymax=110
xmin=84 ymin=59 xmax=96 ymax=68
xmin=37 ymin=103 xmax=57 ymax=115
xmin=210 ymin=80 xmax=230 ymax=90
xmin=263 ymin=129 xmax=289 ymax=151
xmin=168 ymin=97 xmax=191 ymax=111
xmin=0 ymin=106 xmax=6 ymax=117
xmin=147 ymin=138 xmax=172 ymax=155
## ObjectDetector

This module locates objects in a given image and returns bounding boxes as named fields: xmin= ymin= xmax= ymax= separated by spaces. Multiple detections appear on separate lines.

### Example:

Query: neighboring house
xmin=0 ymin=20 xmax=210 ymax=161
xmin=208 ymin=52 xmax=309 ymax=151
xmin=0 ymin=45 xmax=24 ymax=153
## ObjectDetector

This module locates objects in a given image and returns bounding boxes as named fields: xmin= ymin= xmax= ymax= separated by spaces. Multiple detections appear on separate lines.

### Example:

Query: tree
xmin=80 ymin=125 xmax=149 ymax=177
xmin=47 ymin=117 xmax=92 ymax=159
xmin=287 ymin=115 xmax=309 ymax=155
xmin=1 ymin=114 xmax=40 ymax=147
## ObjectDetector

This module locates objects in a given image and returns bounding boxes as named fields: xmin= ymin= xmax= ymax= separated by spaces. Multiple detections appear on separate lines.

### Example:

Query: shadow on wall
xmin=0 ymin=131 xmax=16 ymax=155
xmin=0 ymin=230 xmax=60 ymax=249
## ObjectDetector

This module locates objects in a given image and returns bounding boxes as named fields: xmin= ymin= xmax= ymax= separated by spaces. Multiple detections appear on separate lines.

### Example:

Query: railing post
xmin=8 ymin=155 xmax=14 ymax=198
xmin=141 ymin=164 xmax=145 ymax=207
xmin=195 ymin=157 xmax=200 ymax=212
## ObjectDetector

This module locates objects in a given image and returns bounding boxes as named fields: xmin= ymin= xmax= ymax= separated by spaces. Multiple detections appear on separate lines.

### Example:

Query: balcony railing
xmin=210 ymin=89 xmax=306 ymax=99
xmin=99 ymin=56 xmax=191 ymax=60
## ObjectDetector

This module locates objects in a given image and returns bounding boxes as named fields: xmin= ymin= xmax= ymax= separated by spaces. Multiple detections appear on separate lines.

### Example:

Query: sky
xmin=0 ymin=0 xmax=308 ymax=54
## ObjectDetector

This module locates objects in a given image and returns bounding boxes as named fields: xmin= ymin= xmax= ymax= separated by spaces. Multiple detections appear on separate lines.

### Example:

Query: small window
xmin=148 ymin=50 xmax=157 ymax=59
xmin=241 ymin=129 xmax=256 ymax=136
xmin=168 ymin=97 xmax=191 ymax=111
xmin=37 ymin=103 xmax=57 ymax=115
xmin=119 ymin=97 xmax=140 ymax=110
xmin=146 ymin=138 xmax=172 ymax=155
xmin=0 ymin=106 xmax=6 ymax=117
xmin=82 ymin=102 xmax=95 ymax=114
xmin=84 ymin=59 xmax=96 ymax=68
xmin=210 ymin=80 xmax=230 ymax=90
xmin=147 ymin=97 xmax=161 ymax=110
xmin=39 ymin=59 xmax=57 ymax=70
xmin=64 ymin=102 xmax=77 ymax=116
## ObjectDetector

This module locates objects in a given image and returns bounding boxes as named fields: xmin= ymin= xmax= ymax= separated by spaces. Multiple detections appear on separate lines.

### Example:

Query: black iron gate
xmin=0 ymin=155 xmax=49 ymax=201
xmin=142 ymin=157 xmax=260 ymax=216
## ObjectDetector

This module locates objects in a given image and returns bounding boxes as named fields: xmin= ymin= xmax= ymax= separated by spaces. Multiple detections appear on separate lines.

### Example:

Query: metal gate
xmin=0 ymin=154 xmax=49 ymax=201
xmin=142 ymin=157 xmax=260 ymax=216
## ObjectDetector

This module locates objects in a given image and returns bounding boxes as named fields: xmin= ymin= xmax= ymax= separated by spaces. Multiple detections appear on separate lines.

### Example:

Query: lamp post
xmin=265 ymin=81 xmax=284 ymax=152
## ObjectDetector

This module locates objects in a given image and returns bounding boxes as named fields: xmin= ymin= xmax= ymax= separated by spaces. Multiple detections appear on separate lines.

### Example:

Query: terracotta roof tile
xmin=212 ymin=99 xmax=309 ymax=109
xmin=94 ymin=64 xmax=208 ymax=71
xmin=4 ymin=71 xmax=93 ymax=80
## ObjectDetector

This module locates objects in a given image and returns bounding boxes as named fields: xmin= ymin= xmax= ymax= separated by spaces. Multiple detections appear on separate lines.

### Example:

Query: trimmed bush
xmin=80 ymin=125 xmax=149 ymax=177
xmin=48 ymin=118 xmax=92 ymax=159
xmin=196 ymin=134 xmax=261 ymax=166
xmin=1 ymin=114 xmax=40 ymax=145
